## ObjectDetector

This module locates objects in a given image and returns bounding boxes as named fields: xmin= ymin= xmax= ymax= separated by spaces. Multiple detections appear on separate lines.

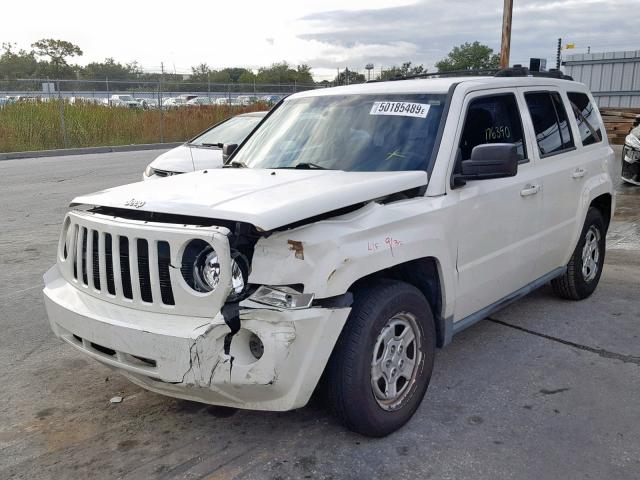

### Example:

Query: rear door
xmin=450 ymin=89 xmax=543 ymax=321
xmin=519 ymin=88 xmax=604 ymax=278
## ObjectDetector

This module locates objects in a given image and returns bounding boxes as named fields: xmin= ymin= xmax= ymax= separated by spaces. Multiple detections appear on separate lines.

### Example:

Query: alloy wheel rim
xmin=371 ymin=312 xmax=422 ymax=411
xmin=581 ymin=225 xmax=601 ymax=282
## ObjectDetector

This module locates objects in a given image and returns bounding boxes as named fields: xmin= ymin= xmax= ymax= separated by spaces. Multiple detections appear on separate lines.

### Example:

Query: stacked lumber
xmin=600 ymin=108 xmax=640 ymax=145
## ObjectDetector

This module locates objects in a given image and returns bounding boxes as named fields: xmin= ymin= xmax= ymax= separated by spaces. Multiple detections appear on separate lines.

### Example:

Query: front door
xmin=450 ymin=90 xmax=543 ymax=321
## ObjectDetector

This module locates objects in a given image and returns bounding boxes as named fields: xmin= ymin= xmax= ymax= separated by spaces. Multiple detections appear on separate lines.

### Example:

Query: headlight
xmin=228 ymin=252 xmax=250 ymax=301
xmin=198 ymin=249 xmax=221 ymax=292
xmin=181 ymin=240 xmax=250 ymax=298
xmin=144 ymin=164 xmax=155 ymax=177
xmin=248 ymin=285 xmax=314 ymax=310
xmin=181 ymin=240 xmax=220 ymax=293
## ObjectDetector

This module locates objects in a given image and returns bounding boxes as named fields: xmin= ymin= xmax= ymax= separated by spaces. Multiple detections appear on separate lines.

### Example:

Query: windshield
xmin=231 ymin=94 xmax=445 ymax=171
xmin=189 ymin=116 xmax=262 ymax=146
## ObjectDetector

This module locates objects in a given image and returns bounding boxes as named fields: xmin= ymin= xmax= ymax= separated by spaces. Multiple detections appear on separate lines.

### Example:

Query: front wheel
xmin=551 ymin=207 xmax=606 ymax=300
xmin=324 ymin=280 xmax=435 ymax=437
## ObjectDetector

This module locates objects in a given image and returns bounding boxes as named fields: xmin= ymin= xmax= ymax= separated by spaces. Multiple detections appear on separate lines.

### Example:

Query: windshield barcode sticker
xmin=370 ymin=102 xmax=430 ymax=118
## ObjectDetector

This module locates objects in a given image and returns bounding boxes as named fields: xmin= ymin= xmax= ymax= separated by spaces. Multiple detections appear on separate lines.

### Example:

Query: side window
xmin=525 ymin=91 xmax=575 ymax=157
xmin=567 ymin=92 xmax=602 ymax=146
xmin=458 ymin=93 xmax=526 ymax=163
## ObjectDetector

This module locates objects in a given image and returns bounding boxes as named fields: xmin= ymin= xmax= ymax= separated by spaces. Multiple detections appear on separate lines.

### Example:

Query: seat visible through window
xmin=457 ymin=94 xmax=526 ymax=171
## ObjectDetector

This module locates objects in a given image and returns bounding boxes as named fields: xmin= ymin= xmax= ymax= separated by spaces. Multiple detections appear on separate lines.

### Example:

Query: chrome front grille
xmin=58 ymin=211 xmax=232 ymax=317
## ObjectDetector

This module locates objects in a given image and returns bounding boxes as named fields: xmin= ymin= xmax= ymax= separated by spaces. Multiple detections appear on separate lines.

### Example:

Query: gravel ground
xmin=0 ymin=147 xmax=638 ymax=479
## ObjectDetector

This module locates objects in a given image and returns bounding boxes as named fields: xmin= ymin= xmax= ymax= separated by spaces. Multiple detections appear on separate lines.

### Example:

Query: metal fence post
xmin=158 ymin=80 xmax=164 ymax=143
xmin=56 ymin=81 xmax=69 ymax=149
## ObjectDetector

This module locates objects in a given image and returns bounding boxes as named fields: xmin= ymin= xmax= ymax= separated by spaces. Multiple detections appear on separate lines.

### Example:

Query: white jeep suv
xmin=43 ymin=71 xmax=614 ymax=437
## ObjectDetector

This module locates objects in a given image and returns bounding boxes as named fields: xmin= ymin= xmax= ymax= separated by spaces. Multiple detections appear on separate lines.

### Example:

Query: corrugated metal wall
xmin=563 ymin=51 xmax=640 ymax=108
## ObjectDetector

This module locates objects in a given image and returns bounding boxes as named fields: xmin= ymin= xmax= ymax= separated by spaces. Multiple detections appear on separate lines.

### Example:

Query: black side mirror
xmin=222 ymin=143 xmax=238 ymax=162
xmin=455 ymin=144 xmax=519 ymax=186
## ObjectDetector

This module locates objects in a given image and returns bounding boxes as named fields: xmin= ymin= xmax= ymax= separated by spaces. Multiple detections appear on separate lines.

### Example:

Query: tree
xmin=377 ymin=62 xmax=426 ymax=81
xmin=256 ymin=62 xmax=312 ymax=84
xmin=435 ymin=41 xmax=500 ymax=72
xmin=31 ymin=39 xmax=82 ymax=67
xmin=0 ymin=43 xmax=39 ymax=80
xmin=238 ymin=70 xmax=256 ymax=84
xmin=295 ymin=64 xmax=314 ymax=85
xmin=334 ymin=68 xmax=366 ymax=85
xmin=31 ymin=39 xmax=82 ymax=78
xmin=81 ymin=58 xmax=141 ymax=80
xmin=190 ymin=63 xmax=212 ymax=83
xmin=222 ymin=67 xmax=253 ymax=83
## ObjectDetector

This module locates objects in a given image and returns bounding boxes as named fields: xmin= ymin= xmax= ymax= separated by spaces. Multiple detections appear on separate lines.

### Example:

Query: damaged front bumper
xmin=43 ymin=265 xmax=349 ymax=411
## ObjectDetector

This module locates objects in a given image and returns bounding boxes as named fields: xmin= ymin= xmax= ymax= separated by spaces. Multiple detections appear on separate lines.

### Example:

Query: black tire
xmin=551 ymin=207 xmax=606 ymax=300
xmin=324 ymin=280 xmax=435 ymax=437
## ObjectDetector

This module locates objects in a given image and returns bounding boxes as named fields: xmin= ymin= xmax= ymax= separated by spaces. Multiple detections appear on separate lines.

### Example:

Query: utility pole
xmin=500 ymin=0 xmax=513 ymax=69
xmin=556 ymin=38 xmax=562 ymax=70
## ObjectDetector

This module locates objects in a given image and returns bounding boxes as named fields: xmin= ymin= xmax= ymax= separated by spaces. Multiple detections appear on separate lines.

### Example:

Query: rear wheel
xmin=324 ymin=280 xmax=435 ymax=437
xmin=551 ymin=207 xmax=606 ymax=300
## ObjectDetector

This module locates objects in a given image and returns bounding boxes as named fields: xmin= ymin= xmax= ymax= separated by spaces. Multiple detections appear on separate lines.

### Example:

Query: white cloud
xmin=1 ymin=0 xmax=638 ymax=80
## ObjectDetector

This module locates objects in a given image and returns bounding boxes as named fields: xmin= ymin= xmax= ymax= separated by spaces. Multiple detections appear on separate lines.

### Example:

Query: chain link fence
xmin=0 ymin=78 xmax=325 ymax=152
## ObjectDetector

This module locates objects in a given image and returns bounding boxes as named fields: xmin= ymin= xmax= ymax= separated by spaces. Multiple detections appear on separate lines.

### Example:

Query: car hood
xmin=150 ymin=145 xmax=224 ymax=173
xmin=71 ymin=168 xmax=428 ymax=231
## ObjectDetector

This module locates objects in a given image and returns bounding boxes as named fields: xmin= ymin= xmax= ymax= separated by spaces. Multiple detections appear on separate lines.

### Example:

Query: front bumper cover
xmin=622 ymin=145 xmax=640 ymax=185
xmin=43 ymin=265 xmax=349 ymax=411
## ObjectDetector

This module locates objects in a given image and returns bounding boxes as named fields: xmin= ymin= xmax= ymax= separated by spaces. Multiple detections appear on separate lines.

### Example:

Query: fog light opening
xmin=249 ymin=333 xmax=264 ymax=360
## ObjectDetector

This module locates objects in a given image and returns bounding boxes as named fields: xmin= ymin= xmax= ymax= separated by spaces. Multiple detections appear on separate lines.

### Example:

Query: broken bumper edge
xmin=43 ymin=265 xmax=350 ymax=411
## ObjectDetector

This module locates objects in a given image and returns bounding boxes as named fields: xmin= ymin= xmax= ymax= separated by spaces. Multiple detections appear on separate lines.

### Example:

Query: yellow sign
xmin=566 ymin=43 xmax=576 ymax=49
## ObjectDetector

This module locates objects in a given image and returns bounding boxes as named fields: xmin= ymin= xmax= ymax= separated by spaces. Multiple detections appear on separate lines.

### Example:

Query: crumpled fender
xmin=249 ymin=197 xmax=458 ymax=319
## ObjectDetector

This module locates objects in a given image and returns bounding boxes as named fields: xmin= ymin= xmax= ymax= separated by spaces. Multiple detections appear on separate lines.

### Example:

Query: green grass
xmin=0 ymin=100 xmax=267 ymax=152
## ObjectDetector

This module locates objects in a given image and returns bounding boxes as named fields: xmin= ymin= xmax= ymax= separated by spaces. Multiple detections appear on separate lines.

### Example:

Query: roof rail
xmin=496 ymin=64 xmax=574 ymax=81
xmin=372 ymin=65 xmax=573 ymax=83
xmin=367 ymin=69 xmax=498 ymax=82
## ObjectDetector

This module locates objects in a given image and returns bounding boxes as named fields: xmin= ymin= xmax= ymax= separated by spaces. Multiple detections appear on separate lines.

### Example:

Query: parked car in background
xmin=622 ymin=123 xmax=640 ymax=185
xmin=136 ymin=98 xmax=158 ymax=109
xmin=105 ymin=94 xmax=140 ymax=108
xmin=236 ymin=95 xmax=259 ymax=106
xmin=143 ymin=111 xmax=267 ymax=179
xmin=261 ymin=95 xmax=283 ymax=105
xmin=177 ymin=94 xmax=199 ymax=102
xmin=161 ymin=97 xmax=187 ymax=109
xmin=187 ymin=96 xmax=216 ymax=106
xmin=215 ymin=97 xmax=242 ymax=106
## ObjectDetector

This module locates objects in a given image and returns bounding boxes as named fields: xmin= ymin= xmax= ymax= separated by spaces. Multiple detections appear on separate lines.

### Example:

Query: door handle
xmin=520 ymin=184 xmax=540 ymax=196
xmin=572 ymin=167 xmax=587 ymax=179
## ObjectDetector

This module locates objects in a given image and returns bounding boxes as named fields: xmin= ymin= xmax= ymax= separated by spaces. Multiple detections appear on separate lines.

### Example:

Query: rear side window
xmin=458 ymin=93 xmax=526 ymax=162
xmin=525 ymin=91 xmax=575 ymax=157
xmin=567 ymin=92 xmax=602 ymax=146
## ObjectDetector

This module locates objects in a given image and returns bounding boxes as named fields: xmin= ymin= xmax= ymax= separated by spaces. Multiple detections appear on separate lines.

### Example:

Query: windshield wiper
xmin=224 ymin=160 xmax=248 ymax=168
xmin=275 ymin=162 xmax=327 ymax=170
xmin=198 ymin=142 xmax=223 ymax=148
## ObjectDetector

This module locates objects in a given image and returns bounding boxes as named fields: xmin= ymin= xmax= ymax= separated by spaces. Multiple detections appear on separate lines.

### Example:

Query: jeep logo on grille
xmin=124 ymin=198 xmax=145 ymax=208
